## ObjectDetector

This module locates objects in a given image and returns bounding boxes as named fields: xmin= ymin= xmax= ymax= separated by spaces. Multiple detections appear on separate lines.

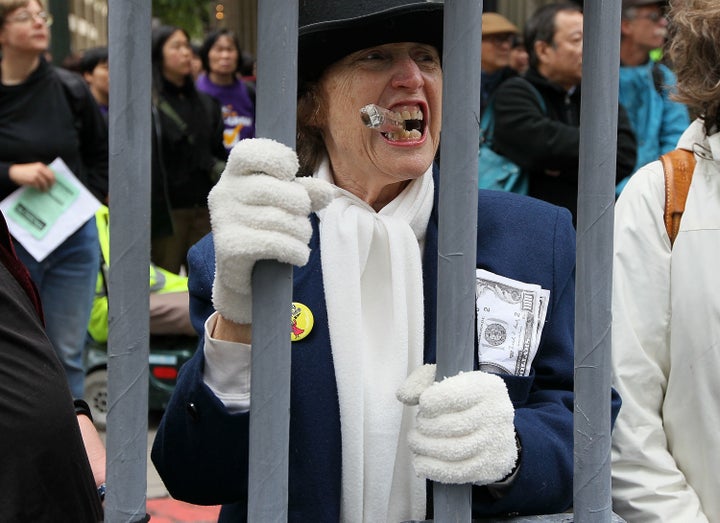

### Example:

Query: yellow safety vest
xmin=87 ymin=206 xmax=189 ymax=343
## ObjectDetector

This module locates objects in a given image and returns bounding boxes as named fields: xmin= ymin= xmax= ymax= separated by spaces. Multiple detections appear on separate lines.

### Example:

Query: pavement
xmin=145 ymin=498 xmax=220 ymax=523
xmin=100 ymin=412 xmax=221 ymax=523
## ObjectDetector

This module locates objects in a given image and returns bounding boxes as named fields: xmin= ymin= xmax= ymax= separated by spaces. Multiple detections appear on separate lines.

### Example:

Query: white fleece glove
xmin=207 ymin=138 xmax=334 ymax=324
xmin=396 ymin=364 xmax=518 ymax=485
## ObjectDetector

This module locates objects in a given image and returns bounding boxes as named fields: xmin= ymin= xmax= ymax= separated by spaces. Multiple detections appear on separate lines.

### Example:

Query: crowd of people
xmin=482 ymin=0 xmax=690 ymax=224
xmin=1 ymin=0 xmax=718 ymax=520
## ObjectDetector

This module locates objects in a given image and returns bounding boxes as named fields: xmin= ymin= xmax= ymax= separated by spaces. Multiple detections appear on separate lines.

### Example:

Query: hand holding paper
xmin=0 ymin=158 xmax=101 ymax=262
xmin=8 ymin=162 xmax=56 ymax=192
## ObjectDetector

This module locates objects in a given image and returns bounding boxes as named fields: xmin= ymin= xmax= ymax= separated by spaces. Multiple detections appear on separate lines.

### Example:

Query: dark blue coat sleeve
xmin=459 ymin=192 xmax=574 ymax=515
xmin=186 ymin=234 xmax=217 ymax=338
xmin=151 ymin=234 xmax=251 ymax=507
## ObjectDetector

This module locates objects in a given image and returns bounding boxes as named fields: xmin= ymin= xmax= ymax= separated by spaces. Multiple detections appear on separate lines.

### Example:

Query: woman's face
xmin=208 ymin=34 xmax=238 ymax=76
xmin=162 ymin=29 xmax=192 ymax=84
xmin=318 ymin=42 xmax=442 ymax=199
xmin=0 ymin=0 xmax=50 ymax=57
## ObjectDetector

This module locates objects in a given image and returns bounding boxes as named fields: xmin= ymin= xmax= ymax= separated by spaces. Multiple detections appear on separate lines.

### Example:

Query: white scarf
xmin=316 ymin=158 xmax=434 ymax=523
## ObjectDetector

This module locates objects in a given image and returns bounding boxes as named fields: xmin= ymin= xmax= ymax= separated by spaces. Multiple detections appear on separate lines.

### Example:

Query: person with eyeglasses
xmin=0 ymin=0 xmax=109 ymax=401
xmin=616 ymin=0 xmax=690 ymax=196
xmin=480 ymin=12 xmax=520 ymax=114
xmin=4 ymin=5 xmax=49 ymax=24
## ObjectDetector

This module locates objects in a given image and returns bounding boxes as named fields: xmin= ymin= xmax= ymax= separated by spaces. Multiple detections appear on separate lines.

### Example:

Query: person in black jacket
xmin=151 ymin=25 xmax=227 ymax=273
xmin=493 ymin=3 xmax=637 ymax=223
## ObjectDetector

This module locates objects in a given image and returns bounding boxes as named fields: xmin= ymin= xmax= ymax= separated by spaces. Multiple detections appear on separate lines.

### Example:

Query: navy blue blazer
xmin=152 ymin=186 xmax=616 ymax=521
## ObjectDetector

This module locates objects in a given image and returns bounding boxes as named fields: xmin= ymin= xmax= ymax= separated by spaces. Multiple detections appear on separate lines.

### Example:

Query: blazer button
xmin=186 ymin=402 xmax=200 ymax=422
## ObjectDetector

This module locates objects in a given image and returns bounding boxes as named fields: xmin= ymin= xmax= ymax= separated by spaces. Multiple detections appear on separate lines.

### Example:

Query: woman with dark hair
xmin=196 ymin=28 xmax=255 ymax=154
xmin=150 ymin=25 xmax=227 ymax=273
xmin=611 ymin=0 xmax=720 ymax=520
xmin=152 ymin=1 xmax=618 ymax=520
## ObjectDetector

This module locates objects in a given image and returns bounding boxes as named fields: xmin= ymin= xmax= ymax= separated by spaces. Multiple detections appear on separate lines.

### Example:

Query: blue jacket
xmin=617 ymin=61 xmax=690 ymax=194
xmin=152 ymin=185 xmax=619 ymax=521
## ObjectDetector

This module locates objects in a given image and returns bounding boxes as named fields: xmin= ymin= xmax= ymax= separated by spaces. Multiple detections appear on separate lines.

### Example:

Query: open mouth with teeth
xmin=384 ymin=105 xmax=425 ymax=142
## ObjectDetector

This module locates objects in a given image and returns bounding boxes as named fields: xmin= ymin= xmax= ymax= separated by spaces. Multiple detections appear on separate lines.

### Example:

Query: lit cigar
xmin=360 ymin=104 xmax=405 ymax=133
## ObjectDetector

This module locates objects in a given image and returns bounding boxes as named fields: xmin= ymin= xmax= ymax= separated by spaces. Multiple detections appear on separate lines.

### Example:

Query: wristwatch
xmin=97 ymin=482 xmax=106 ymax=502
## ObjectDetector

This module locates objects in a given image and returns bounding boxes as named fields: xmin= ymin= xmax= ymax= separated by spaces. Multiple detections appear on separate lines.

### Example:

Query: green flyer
xmin=7 ymin=171 xmax=80 ymax=240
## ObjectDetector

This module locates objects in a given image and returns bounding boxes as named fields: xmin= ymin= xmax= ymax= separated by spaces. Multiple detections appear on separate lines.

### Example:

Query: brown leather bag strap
xmin=660 ymin=148 xmax=696 ymax=247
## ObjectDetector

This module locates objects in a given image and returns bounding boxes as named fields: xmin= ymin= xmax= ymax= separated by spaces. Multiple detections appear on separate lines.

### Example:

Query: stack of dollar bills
xmin=475 ymin=269 xmax=549 ymax=377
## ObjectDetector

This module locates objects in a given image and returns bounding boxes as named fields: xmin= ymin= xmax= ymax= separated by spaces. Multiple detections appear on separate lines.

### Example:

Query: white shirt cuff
xmin=202 ymin=312 xmax=251 ymax=413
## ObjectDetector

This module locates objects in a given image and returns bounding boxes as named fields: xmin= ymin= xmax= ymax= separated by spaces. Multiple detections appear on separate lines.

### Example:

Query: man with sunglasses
xmin=616 ymin=0 xmax=689 ymax=194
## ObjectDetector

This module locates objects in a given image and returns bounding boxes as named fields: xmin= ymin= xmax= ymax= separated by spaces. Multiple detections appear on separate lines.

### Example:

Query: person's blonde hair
xmin=668 ymin=0 xmax=720 ymax=130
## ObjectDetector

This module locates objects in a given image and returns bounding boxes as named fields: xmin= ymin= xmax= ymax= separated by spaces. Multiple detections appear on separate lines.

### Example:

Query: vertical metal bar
xmin=435 ymin=1 xmax=483 ymax=521
xmin=105 ymin=1 xmax=152 ymax=522
xmin=247 ymin=1 xmax=298 ymax=521
xmin=574 ymin=1 xmax=621 ymax=521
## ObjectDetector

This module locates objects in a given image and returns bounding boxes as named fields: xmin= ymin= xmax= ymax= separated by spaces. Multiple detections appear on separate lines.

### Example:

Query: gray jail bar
xmin=434 ymin=0 xmax=483 ymax=521
xmin=247 ymin=0 xmax=298 ymax=521
xmin=574 ymin=1 xmax=622 ymax=522
xmin=106 ymin=1 xmax=152 ymax=522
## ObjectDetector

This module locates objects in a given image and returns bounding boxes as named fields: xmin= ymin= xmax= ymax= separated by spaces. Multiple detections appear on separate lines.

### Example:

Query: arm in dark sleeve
xmin=491 ymin=205 xmax=576 ymax=514
xmin=150 ymin=342 xmax=251 ymax=506
xmin=470 ymin=200 xmax=621 ymax=515
xmin=472 ymin=203 xmax=576 ymax=515
xmin=186 ymin=234 xmax=217 ymax=337
xmin=77 ymin=87 xmax=109 ymax=202
xmin=151 ymin=234 xmax=250 ymax=506
xmin=616 ymin=103 xmax=638 ymax=183
xmin=209 ymin=96 xmax=229 ymax=163
xmin=200 ymin=94 xmax=228 ymax=185
xmin=493 ymin=78 xmax=580 ymax=177
xmin=0 ymin=162 xmax=15 ymax=197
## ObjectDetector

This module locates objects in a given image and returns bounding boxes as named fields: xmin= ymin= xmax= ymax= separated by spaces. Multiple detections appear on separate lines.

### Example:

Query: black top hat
xmin=298 ymin=0 xmax=444 ymax=87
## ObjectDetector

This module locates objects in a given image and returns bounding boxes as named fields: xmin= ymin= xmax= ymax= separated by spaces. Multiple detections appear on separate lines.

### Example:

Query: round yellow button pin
xmin=291 ymin=302 xmax=314 ymax=341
